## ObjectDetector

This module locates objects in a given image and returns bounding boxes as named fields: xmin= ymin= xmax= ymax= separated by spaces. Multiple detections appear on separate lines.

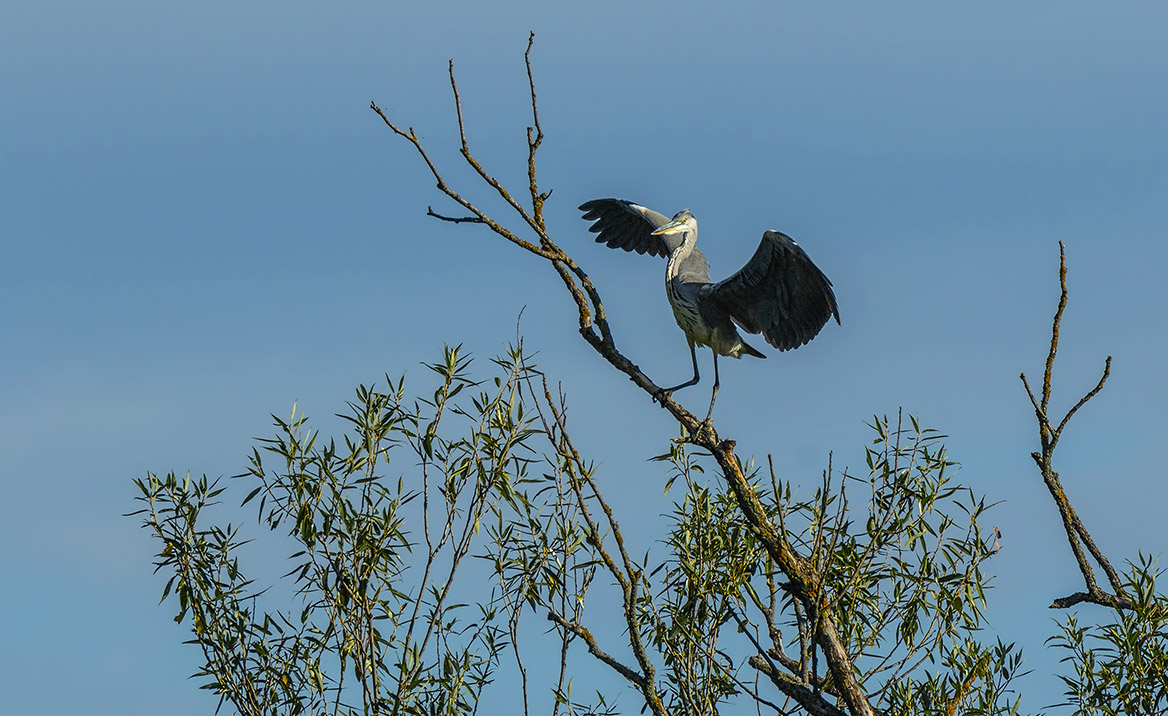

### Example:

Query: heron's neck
xmin=666 ymin=233 xmax=695 ymax=281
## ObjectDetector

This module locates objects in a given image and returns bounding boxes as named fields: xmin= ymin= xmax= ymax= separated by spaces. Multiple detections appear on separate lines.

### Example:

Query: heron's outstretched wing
xmin=579 ymin=198 xmax=711 ymax=281
xmin=707 ymin=231 xmax=840 ymax=351
xmin=579 ymin=199 xmax=675 ymax=257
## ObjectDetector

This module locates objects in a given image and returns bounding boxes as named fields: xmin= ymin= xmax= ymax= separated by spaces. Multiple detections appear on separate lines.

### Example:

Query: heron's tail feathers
xmin=736 ymin=339 xmax=766 ymax=360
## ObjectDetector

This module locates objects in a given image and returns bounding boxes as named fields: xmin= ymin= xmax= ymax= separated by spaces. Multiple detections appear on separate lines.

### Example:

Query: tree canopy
xmin=131 ymin=38 xmax=1167 ymax=716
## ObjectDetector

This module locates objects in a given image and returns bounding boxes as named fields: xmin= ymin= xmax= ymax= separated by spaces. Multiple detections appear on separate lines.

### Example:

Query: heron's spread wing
xmin=578 ymin=199 xmax=675 ymax=257
xmin=579 ymin=198 xmax=711 ymax=281
xmin=708 ymin=231 xmax=840 ymax=351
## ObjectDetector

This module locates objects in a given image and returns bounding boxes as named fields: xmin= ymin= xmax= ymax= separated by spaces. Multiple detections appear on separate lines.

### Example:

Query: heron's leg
xmin=705 ymin=351 xmax=720 ymax=421
xmin=657 ymin=339 xmax=701 ymax=401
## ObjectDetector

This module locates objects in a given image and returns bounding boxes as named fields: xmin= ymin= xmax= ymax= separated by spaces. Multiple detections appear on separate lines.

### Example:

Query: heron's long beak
xmin=651 ymin=219 xmax=685 ymax=236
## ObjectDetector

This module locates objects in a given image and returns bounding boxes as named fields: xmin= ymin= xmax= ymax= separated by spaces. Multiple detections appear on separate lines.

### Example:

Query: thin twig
xmin=427 ymin=207 xmax=485 ymax=224
xmin=1019 ymin=373 xmax=1053 ymax=442
xmin=1053 ymin=356 xmax=1111 ymax=442
xmin=1041 ymin=242 xmax=1069 ymax=433
xmin=369 ymin=102 xmax=555 ymax=260
xmin=447 ymin=60 xmax=551 ymax=245
xmin=523 ymin=32 xmax=550 ymax=232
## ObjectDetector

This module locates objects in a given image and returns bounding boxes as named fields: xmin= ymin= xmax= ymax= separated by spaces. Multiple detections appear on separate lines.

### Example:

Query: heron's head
xmin=651 ymin=209 xmax=697 ymax=239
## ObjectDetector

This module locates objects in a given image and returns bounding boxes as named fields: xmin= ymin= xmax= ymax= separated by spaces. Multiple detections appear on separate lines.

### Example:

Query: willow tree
xmin=132 ymin=36 xmax=1166 ymax=716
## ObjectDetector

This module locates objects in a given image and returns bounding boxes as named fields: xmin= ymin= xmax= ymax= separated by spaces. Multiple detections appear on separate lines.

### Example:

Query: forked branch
xmin=1020 ymin=242 xmax=1131 ymax=610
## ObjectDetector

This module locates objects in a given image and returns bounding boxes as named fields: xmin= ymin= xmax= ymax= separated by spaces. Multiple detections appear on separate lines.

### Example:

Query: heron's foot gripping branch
xmin=697 ymin=417 xmax=717 ymax=443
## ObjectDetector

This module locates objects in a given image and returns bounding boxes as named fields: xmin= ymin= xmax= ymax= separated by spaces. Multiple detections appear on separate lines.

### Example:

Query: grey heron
xmin=579 ymin=198 xmax=840 ymax=419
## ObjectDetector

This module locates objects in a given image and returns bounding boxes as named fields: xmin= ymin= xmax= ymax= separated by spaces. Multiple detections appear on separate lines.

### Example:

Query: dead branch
xmin=426 ymin=207 xmax=484 ymax=224
xmin=1020 ymin=242 xmax=1132 ymax=610
xmin=545 ymin=611 xmax=649 ymax=692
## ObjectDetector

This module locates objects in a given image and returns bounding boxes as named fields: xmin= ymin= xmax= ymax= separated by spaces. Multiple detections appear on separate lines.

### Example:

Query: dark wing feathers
xmin=579 ymin=200 xmax=837 ymax=351
xmin=708 ymin=231 xmax=840 ymax=351
xmin=579 ymin=198 xmax=711 ymax=281
xmin=578 ymin=199 xmax=672 ymax=257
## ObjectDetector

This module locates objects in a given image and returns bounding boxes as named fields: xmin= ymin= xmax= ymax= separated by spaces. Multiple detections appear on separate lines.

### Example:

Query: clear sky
xmin=2 ymin=2 xmax=1166 ymax=713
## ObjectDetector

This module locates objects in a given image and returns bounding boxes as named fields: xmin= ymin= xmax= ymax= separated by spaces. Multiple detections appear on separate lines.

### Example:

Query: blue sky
xmin=3 ymin=2 xmax=1166 ymax=713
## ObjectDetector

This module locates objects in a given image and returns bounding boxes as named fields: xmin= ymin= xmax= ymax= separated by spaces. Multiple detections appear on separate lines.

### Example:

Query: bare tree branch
xmin=447 ymin=58 xmax=550 ymax=244
xmin=1054 ymin=356 xmax=1111 ymax=442
xmin=427 ymin=207 xmax=484 ymax=224
xmin=1040 ymin=242 xmax=1069 ymax=440
xmin=523 ymin=32 xmax=550 ymax=232
xmin=368 ymin=102 xmax=554 ymax=260
xmin=546 ymin=610 xmax=649 ymax=691
xmin=1021 ymin=242 xmax=1132 ymax=610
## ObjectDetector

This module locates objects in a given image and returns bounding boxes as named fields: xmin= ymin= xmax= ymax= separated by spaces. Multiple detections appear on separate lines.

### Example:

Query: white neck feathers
xmin=666 ymin=230 xmax=694 ymax=280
